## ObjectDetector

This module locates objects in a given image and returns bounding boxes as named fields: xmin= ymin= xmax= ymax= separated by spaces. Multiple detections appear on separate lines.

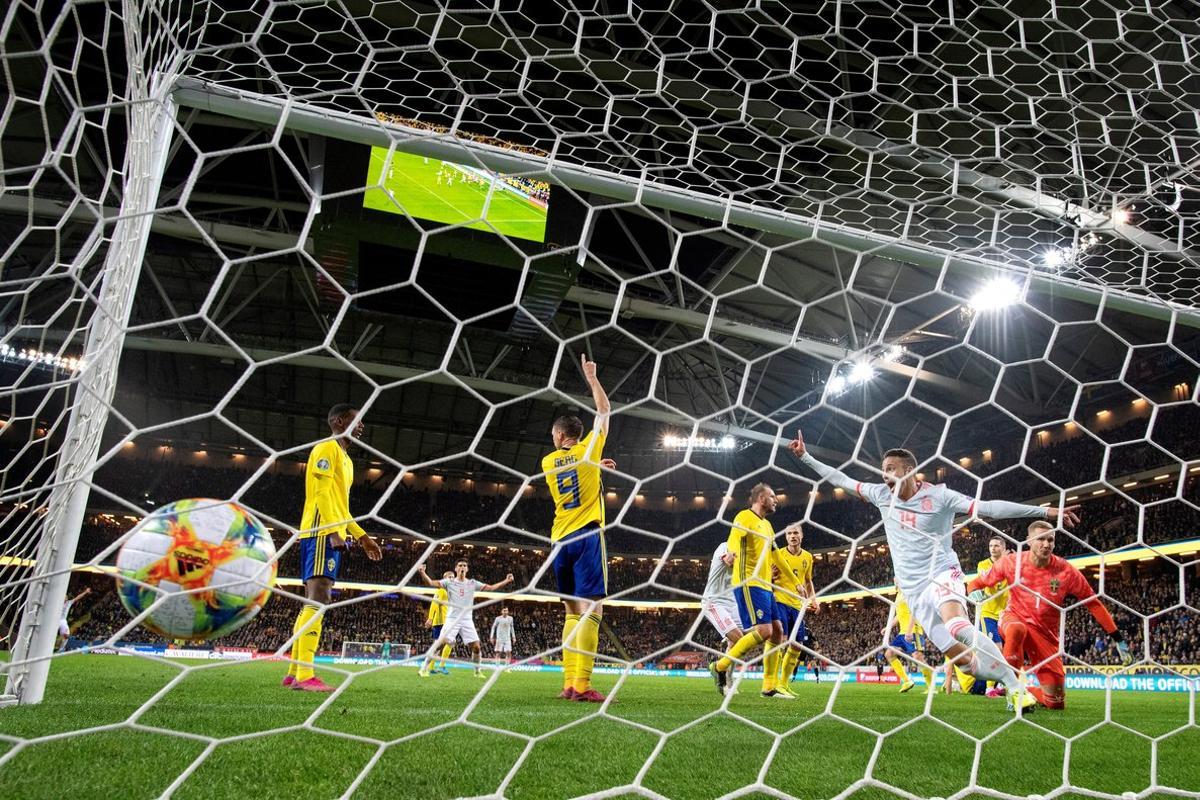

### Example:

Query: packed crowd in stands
xmin=62 ymin=466 xmax=1200 ymax=604
xmin=59 ymin=557 xmax=1198 ymax=668
xmin=74 ymin=406 xmax=1197 ymax=558
xmin=10 ymin=407 xmax=1199 ymax=679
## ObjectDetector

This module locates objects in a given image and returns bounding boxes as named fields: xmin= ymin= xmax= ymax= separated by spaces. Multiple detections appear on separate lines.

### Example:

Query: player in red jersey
xmin=968 ymin=520 xmax=1133 ymax=709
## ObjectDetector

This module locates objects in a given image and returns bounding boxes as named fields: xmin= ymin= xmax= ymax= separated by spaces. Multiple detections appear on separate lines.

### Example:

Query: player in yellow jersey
xmin=541 ymin=354 xmax=611 ymax=703
xmin=424 ymin=571 xmax=454 ymax=675
xmin=771 ymin=523 xmax=820 ymax=698
xmin=283 ymin=404 xmax=383 ymax=692
xmin=709 ymin=483 xmax=789 ymax=699
xmin=882 ymin=590 xmax=935 ymax=695
xmin=976 ymin=534 xmax=1010 ymax=696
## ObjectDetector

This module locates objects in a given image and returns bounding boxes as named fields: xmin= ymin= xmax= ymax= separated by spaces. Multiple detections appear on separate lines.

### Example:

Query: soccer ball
xmin=115 ymin=498 xmax=277 ymax=640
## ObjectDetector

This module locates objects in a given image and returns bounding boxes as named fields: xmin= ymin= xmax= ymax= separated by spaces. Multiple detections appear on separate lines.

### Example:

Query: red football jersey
xmin=970 ymin=551 xmax=1096 ymax=643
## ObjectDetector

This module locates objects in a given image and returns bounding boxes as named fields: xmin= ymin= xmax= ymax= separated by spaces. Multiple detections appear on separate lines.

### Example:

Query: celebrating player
xmin=424 ymin=571 xmax=454 ymax=675
xmin=284 ymin=404 xmax=384 ymax=692
xmin=772 ymin=523 xmax=820 ymax=696
xmin=789 ymin=429 xmax=1079 ymax=713
xmin=701 ymin=541 xmax=743 ymax=648
xmin=708 ymin=483 xmax=790 ymax=700
xmin=541 ymin=353 xmax=611 ymax=702
xmin=968 ymin=520 xmax=1133 ymax=709
xmin=490 ymin=607 xmax=515 ymax=663
xmin=57 ymin=587 xmax=91 ymax=652
xmin=881 ymin=590 xmax=935 ymax=694
xmin=417 ymin=560 xmax=513 ymax=678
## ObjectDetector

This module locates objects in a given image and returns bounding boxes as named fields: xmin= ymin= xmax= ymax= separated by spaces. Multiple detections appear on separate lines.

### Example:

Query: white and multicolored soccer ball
xmin=116 ymin=499 xmax=277 ymax=641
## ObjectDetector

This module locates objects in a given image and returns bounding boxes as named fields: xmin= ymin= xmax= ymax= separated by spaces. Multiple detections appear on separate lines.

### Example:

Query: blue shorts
xmin=982 ymin=616 xmax=1003 ymax=644
xmin=775 ymin=601 xmax=808 ymax=644
xmin=299 ymin=536 xmax=341 ymax=583
xmin=734 ymin=585 xmax=776 ymax=629
xmin=552 ymin=524 xmax=607 ymax=599
xmin=431 ymin=625 xmax=443 ymax=640
xmin=890 ymin=633 xmax=925 ymax=655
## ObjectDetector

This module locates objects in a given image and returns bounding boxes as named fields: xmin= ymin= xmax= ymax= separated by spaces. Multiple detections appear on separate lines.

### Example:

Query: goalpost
xmin=0 ymin=2 xmax=1197 ymax=797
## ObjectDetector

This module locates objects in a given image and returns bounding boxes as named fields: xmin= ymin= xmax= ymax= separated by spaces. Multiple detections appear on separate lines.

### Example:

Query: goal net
xmin=0 ymin=2 xmax=1197 ymax=798
xmin=340 ymin=641 xmax=411 ymax=663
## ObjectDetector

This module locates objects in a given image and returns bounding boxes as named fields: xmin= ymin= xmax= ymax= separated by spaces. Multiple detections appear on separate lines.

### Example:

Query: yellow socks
xmin=889 ymin=656 xmax=910 ymax=684
xmin=436 ymin=644 xmax=452 ymax=670
xmin=763 ymin=645 xmax=780 ymax=692
xmin=573 ymin=613 xmax=601 ymax=692
xmin=561 ymin=613 xmax=580 ymax=690
xmin=293 ymin=605 xmax=322 ymax=682
xmin=716 ymin=630 xmax=764 ymax=672
xmin=779 ymin=648 xmax=801 ymax=690
xmin=951 ymin=661 xmax=975 ymax=693
xmin=286 ymin=606 xmax=308 ymax=678
xmin=920 ymin=663 xmax=935 ymax=691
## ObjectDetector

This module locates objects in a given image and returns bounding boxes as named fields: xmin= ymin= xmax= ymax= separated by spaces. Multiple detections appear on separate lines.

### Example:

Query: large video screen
xmin=363 ymin=148 xmax=550 ymax=243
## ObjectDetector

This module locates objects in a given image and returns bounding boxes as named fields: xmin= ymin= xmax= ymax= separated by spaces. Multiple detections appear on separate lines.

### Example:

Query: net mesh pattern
xmin=0 ymin=2 xmax=1198 ymax=799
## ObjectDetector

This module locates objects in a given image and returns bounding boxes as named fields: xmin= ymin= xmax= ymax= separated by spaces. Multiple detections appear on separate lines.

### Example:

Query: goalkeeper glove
xmin=967 ymin=589 xmax=986 ymax=604
xmin=1114 ymin=638 xmax=1133 ymax=666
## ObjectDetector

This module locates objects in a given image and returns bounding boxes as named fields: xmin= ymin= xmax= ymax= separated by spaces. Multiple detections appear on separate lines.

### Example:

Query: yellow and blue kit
xmin=890 ymin=591 xmax=925 ymax=654
xmin=728 ymin=508 xmax=776 ymax=629
xmin=428 ymin=585 xmax=448 ymax=639
xmin=976 ymin=556 xmax=1008 ymax=643
xmin=298 ymin=439 xmax=365 ymax=583
xmin=772 ymin=546 xmax=814 ymax=643
xmin=542 ymin=428 xmax=607 ymax=599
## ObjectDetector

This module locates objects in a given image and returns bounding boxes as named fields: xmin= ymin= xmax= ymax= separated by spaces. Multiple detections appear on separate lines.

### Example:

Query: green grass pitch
xmin=0 ymin=656 xmax=1196 ymax=799
xmin=363 ymin=149 xmax=548 ymax=243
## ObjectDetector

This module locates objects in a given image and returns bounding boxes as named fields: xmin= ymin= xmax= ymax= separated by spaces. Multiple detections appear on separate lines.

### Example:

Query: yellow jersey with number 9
xmin=542 ymin=428 xmax=606 ymax=542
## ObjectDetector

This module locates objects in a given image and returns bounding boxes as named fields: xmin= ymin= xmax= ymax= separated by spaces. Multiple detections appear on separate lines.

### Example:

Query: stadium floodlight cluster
xmin=661 ymin=434 xmax=738 ymax=452
xmin=0 ymin=2 xmax=1198 ymax=799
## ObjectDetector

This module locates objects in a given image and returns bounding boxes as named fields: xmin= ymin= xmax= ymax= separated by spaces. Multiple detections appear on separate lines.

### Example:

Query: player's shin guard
xmin=716 ymin=630 xmax=764 ymax=672
xmin=919 ymin=662 xmax=935 ymax=690
xmin=762 ymin=645 xmax=780 ymax=692
xmin=573 ymin=613 xmax=601 ymax=692
xmin=287 ymin=607 xmax=311 ymax=678
xmin=294 ymin=605 xmax=322 ymax=682
xmin=888 ymin=657 xmax=910 ymax=684
xmin=1002 ymin=622 xmax=1027 ymax=671
xmin=947 ymin=616 xmax=1017 ymax=690
xmin=561 ymin=614 xmax=580 ymax=690
xmin=436 ymin=643 xmax=452 ymax=670
xmin=779 ymin=648 xmax=800 ymax=690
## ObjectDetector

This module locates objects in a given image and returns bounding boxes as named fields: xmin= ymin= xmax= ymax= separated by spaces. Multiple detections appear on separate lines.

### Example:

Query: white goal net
xmin=0 ymin=2 xmax=1198 ymax=799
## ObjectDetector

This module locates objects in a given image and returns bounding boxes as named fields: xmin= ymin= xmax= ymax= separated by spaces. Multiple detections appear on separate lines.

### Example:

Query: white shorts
xmin=441 ymin=615 xmax=480 ymax=645
xmin=908 ymin=566 xmax=967 ymax=653
xmin=702 ymin=597 xmax=741 ymax=638
xmin=58 ymin=620 xmax=70 ymax=637
xmin=494 ymin=639 xmax=512 ymax=653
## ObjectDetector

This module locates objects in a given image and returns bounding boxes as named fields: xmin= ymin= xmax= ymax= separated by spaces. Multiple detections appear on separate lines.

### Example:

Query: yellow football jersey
xmin=772 ymin=546 xmax=813 ymax=610
xmin=976 ymin=557 xmax=1008 ymax=620
xmin=542 ymin=428 xmax=606 ymax=542
xmin=299 ymin=439 xmax=364 ymax=540
xmin=727 ymin=508 xmax=775 ymax=591
xmin=894 ymin=591 xmax=924 ymax=636
xmin=428 ymin=587 xmax=448 ymax=626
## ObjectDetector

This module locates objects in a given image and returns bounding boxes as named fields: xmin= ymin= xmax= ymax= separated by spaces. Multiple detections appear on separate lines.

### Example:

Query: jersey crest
xmin=1049 ymin=577 xmax=1060 ymax=594
xmin=920 ymin=496 xmax=933 ymax=512
xmin=316 ymin=458 xmax=330 ymax=470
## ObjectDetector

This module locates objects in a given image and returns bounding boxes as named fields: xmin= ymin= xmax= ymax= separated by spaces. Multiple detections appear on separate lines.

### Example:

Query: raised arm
xmin=415 ymin=565 xmax=441 ymax=589
xmin=947 ymin=487 xmax=1081 ymax=530
xmin=482 ymin=573 xmax=515 ymax=592
xmin=787 ymin=429 xmax=862 ymax=495
xmin=581 ymin=354 xmax=610 ymax=435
